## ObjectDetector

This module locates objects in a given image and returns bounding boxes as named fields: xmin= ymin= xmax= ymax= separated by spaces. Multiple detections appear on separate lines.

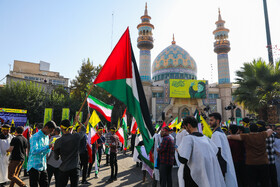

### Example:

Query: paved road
xmin=17 ymin=150 xmax=178 ymax=187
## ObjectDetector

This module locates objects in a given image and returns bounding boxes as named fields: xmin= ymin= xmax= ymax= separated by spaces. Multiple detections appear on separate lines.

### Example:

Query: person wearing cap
xmin=157 ymin=126 xmax=175 ymax=187
xmin=228 ymin=123 xmax=274 ymax=187
xmin=54 ymin=118 xmax=86 ymax=187
xmin=209 ymin=112 xmax=237 ymax=187
xmin=0 ymin=124 xmax=13 ymax=186
xmin=107 ymin=127 xmax=119 ymax=183
xmin=27 ymin=121 xmax=56 ymax=187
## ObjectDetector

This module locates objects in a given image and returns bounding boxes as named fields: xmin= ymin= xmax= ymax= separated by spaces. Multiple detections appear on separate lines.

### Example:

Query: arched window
xmin=181 ymin=108 xmax=190 ymax=119
xmin=236 ymin=108 xmax=242 ymax=118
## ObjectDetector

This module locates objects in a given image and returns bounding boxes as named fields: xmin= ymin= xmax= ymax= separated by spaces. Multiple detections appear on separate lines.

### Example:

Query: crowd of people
xmin=0 ymin=116 xmax=121 ymax=187
xmin=1 ymin=111 xmax=280 ymax=187
xmin=133 ymin=112 xmax=280 ymax=187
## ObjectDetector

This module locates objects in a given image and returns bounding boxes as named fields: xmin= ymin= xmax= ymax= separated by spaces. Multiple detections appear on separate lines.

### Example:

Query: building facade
xmin=7 ymin=60 xmax=69 ymax=93
xmin=137 ymin=5 xmax=247 ymax=123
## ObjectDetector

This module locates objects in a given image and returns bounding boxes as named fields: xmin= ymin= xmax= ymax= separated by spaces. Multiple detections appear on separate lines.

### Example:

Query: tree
xmin=0 ymin=81 xmax=46 ymax=123
xmin=233 ymin=58 xmax=280 ymax=123
xmin=70 ymin=58 xmax=95 ymax=100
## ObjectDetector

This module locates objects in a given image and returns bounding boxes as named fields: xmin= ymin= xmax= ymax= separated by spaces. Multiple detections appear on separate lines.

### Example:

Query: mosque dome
xmin=152 ymin=37 xmax=197 ymax=82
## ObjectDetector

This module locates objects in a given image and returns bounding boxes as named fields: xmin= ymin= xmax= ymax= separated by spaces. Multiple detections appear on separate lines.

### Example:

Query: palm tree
xmin=233 ymin=58 xmax=280 ymax=123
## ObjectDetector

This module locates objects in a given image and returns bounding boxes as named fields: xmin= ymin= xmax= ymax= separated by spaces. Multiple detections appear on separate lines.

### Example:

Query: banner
xmin=0 ymin=108 xmax=27 ymax=127
xmin=62 ymin=108 xmax=70 ymax=120
xmin=0 ymin=108 xmax=27 ymax=114
xmin=43 ymin=108 xmax=53 ymax=125
xmin=75 ymin=111 xmax=83 ymax=123
xmin=169 ymin=79 xmax=207 ymax=98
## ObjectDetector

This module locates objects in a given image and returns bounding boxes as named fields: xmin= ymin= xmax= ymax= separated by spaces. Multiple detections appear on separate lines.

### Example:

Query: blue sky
xmin=0 ymin=0 xmax=280 ymax=85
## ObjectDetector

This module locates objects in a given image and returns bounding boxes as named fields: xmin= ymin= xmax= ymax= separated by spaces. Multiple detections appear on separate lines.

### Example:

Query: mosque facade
xmin=137 ymin=4 xmax=247 ymax=124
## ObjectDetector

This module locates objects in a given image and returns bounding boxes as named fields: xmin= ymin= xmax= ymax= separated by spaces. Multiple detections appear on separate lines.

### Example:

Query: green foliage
xmin=71 ymin=58 xmax=95 ymax=100
xmin=0 ymin=58 xmax=129 ymax=126
xmin=0 ymin=81 xmax=46 ymax=123
xmin=233 ymin=58 xmax=280 ymax=120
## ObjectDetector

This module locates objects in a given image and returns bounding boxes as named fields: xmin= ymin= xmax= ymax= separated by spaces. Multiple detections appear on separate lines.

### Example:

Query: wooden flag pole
xmin=74 ymin=83 xmax=95 ymax=125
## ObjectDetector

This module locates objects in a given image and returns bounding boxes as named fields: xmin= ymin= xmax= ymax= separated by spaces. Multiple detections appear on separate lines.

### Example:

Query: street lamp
xmin=225 ymin=102 xmax=236 ymax=122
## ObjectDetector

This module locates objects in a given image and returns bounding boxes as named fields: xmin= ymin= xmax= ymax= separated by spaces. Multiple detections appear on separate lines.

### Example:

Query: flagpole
xmin=74 ymin=83 xmax=95 ymax=125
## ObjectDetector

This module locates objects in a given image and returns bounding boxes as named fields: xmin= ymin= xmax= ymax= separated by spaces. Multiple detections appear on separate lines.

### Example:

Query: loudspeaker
xmin=162 ymin=112 xmax=165 ymax=121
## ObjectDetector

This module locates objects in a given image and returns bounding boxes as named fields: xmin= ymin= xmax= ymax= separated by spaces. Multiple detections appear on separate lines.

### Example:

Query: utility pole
xmin=263 ymin=0 xmax=274 ymax=65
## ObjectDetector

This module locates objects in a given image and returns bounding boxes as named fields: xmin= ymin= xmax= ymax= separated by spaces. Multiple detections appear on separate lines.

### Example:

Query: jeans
xmin=59 ymin=168 xmax=79 ymax=187
xmin=47 ymin=164 xmax=59 ymax=187
xmin=79 ymin=152 xmax=88 ymax=182
xmin=29 ymin=168 xmax=48 ymax=187
xmin=159 ymin=163 xmax=172 ymax=187
xmin=8 ymin=160 xmax=25 ymax=187
xmin=110 ymin=152 xmax=118 ymax=179
xmin=247 ymin=164 xmax=269 ymax=187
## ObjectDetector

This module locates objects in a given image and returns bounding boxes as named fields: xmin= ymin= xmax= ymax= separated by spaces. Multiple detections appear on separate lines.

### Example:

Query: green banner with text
xmin=44 ymin=108 xmax=53 ymax=125
xmin=62 ymin=108 xmax=70 ymax=120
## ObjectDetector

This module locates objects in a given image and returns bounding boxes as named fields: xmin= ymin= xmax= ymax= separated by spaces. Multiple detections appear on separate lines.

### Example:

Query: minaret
xmin=137 ymin=3 xmax=154 ymax=82
xmin=213 ymin=9 xmax=232 ymax=122
xmin=213 ymin=9 xmax=231 ymax=84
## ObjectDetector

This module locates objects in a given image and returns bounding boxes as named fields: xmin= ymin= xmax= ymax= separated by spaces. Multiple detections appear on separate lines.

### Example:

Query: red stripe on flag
xmin=91 ymin=134 xmax=100 ymax=144
xmin=87 ymin=103 xmax=111 ymax=122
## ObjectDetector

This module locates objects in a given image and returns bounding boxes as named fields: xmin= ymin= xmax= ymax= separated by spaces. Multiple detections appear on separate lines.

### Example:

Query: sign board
xmin=0 ymin=108 xmax=28 ymax=126
xmin=169 ymin=79 xmax=207 ymax=98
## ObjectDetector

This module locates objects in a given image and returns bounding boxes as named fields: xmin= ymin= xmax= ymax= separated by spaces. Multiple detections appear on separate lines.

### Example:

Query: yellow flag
xmin=176 ymin=121 xmax=182 ymax=129
xmin=201 ymin=115 xmax=213 ymax=138
xmin=11 ymin=119 xmax=15 ymax=127
xmin=89 ymin=110 xmax=101 ymax=129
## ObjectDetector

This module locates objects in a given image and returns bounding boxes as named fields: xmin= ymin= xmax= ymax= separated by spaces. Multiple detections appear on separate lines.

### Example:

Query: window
xmin=181 ymin=108 xmax=190 ymax=119
xmin=236 ymin=108 xmax=242 ymax=118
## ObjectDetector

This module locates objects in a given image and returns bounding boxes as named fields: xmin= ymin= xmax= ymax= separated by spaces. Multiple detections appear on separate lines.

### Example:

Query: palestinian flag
xmin=87 ymin=95 xmax=113 ymax=122
xmin=131 ymin=117 xmax=137 ymax=134
xmin=93 ymin=27 xmax=154 ymax=153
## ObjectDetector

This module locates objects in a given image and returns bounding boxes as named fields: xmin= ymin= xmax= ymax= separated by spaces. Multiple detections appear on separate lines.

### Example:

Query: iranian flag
xmin=116 ymin=127 xmax=125 ymax=145
xmin=23 ymin=120 xmax=31 ymax=139
xmin=87 ymin=95 xmax=113 ymax=122
xmin=130 ymin=117 xmax=137 ymax=134
xmin=87 ymin=124 xmax=101 ymax=163
xmin=93 ymin=28 xmax=154 ymax=153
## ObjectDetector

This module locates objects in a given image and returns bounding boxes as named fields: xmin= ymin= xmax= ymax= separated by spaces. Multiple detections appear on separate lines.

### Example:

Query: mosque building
xmin=137 ymin=4 xmax=247 ymax=124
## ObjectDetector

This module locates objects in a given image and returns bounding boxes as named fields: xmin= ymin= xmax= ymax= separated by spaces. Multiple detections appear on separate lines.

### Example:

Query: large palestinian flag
xmin=93 ymin=28 xmax=154 ymax=153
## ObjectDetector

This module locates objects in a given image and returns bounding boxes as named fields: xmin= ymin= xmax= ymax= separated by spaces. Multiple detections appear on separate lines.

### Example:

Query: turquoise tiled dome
xmin=152 ymin=44 xmax=197 ymax=81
